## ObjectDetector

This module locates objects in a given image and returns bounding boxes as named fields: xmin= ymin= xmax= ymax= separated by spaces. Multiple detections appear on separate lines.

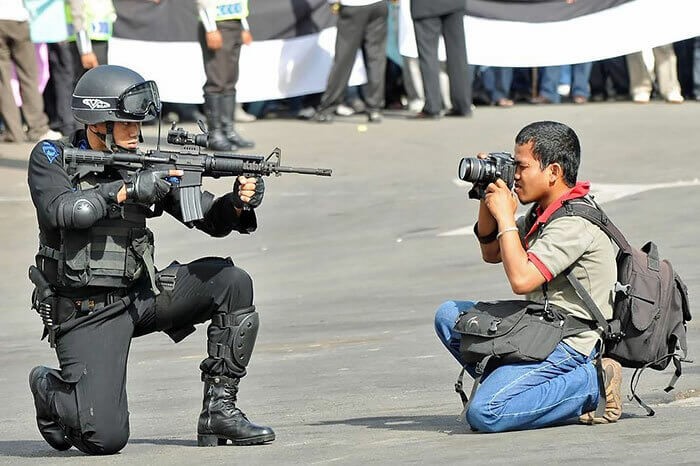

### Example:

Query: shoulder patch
xmin=41 ymin=141 xmax=59 ymax=164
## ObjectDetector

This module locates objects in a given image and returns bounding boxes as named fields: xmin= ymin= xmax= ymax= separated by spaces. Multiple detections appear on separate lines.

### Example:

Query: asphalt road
xmin=0 ymin=101 xmax=699 ymax=465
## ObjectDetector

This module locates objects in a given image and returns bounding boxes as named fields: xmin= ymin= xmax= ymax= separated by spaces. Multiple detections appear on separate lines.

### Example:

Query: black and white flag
xmin=400 ymin=0 xmax=700 ymax=67
xmin=110 ymin=0 xmax=700 ymax=103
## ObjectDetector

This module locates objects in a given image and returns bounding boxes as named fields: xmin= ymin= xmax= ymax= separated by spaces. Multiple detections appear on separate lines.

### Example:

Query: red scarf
xmin=524 ymin=181 xmax=591 ymax=244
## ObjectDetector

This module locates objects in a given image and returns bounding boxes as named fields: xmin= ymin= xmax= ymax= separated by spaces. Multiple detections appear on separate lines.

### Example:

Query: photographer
xmin=27 ymin=65 xmax=274 ymax=454
xmin=434 ymin=121 xmax=621 ymax=432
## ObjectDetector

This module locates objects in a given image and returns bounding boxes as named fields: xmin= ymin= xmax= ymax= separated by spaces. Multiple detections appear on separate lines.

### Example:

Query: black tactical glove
xmin=233 ymin=176 xmax=265 ymax=209
xmin=126 ymin=169 xmax=173 ymax=205
xmin=96 ymin=180 xmax=126 ymax=203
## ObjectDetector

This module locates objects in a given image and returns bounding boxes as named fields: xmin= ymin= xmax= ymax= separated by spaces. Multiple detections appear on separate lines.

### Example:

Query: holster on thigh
xmin=155 ymin=261 xmax=196 ymax=343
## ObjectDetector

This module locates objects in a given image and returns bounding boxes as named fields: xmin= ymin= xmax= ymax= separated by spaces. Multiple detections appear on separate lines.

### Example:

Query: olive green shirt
xmin=516 ymin=210 xmax=616 ymax=355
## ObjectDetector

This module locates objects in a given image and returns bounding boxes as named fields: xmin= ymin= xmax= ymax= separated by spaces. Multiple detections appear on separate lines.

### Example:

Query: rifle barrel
xmin=276 ymin=165 xmax=332 ymax=176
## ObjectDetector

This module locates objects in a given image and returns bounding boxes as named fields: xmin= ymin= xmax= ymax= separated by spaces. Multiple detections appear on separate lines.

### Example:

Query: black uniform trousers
xmin=318 ymin=2 xmax=388 ymax=112
xmin=43 ymin=257 xmax=254 ymax=455
xmin=413 ymin=10 xmax=472 ymax=115
xmin=199 ymin=20 xmax=243 ymax=95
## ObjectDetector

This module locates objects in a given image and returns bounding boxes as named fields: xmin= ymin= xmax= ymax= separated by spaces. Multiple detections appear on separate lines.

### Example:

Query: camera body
xmin=458 ymin=152 xmax=516 ymax=200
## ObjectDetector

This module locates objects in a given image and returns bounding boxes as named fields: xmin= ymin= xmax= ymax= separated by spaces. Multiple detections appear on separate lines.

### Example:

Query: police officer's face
xmin=89 ymin=122 xmax=141 ymax=151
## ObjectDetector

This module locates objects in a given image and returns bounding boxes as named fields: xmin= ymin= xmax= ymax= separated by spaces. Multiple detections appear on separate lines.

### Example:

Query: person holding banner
xmin=197 ymin=0 xmax=255 ymax=151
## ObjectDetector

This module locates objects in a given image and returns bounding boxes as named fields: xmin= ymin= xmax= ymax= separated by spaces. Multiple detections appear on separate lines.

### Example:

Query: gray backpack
xmin=547 ymin=200 xmax=692 ymax=415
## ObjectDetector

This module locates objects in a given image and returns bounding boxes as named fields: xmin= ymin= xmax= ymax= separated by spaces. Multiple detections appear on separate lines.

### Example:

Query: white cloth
xmin=1 ymin=0 xmax=30 ymax=22
xmin=337 ymin=0 xmax=384 ymax=7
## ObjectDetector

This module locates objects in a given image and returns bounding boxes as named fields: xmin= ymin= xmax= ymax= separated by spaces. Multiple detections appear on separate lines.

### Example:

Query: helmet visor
xmin=118 ymin=80 xmax=161 ymax=119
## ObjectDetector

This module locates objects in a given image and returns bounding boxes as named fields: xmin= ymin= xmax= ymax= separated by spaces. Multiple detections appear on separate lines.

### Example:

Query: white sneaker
xmin=234 ymin=103 xmax=256 ymax=122
xmin=632 ymin=92 xmax=650 ymax=103
xmin=335 ymin=104 xmax=355 ymax=117
xmin=665 ymin=91 xmax=684 ymax=104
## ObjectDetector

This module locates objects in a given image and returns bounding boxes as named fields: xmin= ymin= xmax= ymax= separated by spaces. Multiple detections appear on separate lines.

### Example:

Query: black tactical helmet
xmin=71 ymin=65 xmax=161 ymax=125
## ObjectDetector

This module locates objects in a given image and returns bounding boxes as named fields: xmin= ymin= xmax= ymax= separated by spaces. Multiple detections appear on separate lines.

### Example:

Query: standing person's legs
xmin=317 ymin=5 xmax=367 ymax=114
xmin=413 ymin=16 xmax=442 ymax=115
xmin=7 ymin=21 xmax=50 ymax=139
xmin=652 ymin=43 xmax=683 ymax=102
xmin=626 ymin=51 xmax=653 ymax=102
xmin=571 ymin=62 xmax=593 ymax=101
xmin=361 ymin=1 xmax=388 ymax=116
xmin=0 ymin=20 xmax=26 ymax=142
xmin=47 ymin=42 xmax=78 ymax=135
xmin=441 ymin=10 xmax=471 ymax=115
xmin=537 ymin=66 xmax=562 ymax=103
xmin=217 ymin=21 xmax=253 ymax=147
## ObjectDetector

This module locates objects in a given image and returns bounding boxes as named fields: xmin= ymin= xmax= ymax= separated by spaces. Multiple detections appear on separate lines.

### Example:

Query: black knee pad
xmin=208 ymin=306 xmax=259 ymax=369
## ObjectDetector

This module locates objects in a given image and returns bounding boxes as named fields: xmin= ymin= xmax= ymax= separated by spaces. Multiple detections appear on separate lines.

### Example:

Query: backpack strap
xmin=547 ymin=198 xmax=633 ymax=253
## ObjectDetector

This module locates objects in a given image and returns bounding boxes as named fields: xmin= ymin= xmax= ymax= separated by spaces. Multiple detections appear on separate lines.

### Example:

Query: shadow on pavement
xmin=0 ymin=158 xmax=28 ymax=171
xmin=0 ymin=440 xmax=84 ymax=458
xmin=312 ymin=414 xmax=472 ymax=435
xmin=130 ymin=438 xmax=197 ymax=447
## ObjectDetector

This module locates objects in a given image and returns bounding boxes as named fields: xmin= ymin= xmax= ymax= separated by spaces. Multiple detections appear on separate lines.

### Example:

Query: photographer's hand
xmin=484 ymin=179 xmax=518 ymax=226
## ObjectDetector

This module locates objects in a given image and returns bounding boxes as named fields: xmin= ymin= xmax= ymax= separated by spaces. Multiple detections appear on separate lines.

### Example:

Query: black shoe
xmin=29 ymin=366 xmax=72 ymax=451
xmin=367 ymin=110 xmax=382 ymax=123
xmin=311 ymin=110 xmax=334 ymax=123
xmin=227 ymin=130 xmax=255 ymax=149
xmin=197 ymin=375 xmax=275 ymax=446
xmin=444 ymin=109 xmax=473 ymax=118
xmin=408 ymin=111 xmax=441 ymax=120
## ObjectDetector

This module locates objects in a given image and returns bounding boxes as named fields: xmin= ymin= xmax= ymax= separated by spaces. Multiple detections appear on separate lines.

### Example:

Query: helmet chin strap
xmin=88 ymin=122 xmax=137 ymax=153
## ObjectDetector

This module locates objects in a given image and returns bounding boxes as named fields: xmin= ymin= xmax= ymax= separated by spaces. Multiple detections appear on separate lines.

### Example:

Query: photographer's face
xmin=513 ymin=142 xmax=550 ymax=204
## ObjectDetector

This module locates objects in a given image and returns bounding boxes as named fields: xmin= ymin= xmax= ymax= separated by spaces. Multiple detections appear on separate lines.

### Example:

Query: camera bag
xmin=452 ymin=299 xmax=595 ymax=418
xmin=545 ymin=199 xmax=692 ymax=416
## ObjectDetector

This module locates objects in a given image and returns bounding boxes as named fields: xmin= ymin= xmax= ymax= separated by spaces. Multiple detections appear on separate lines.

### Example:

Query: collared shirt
xmin=515 ymin=182 xmax=616 ymax=355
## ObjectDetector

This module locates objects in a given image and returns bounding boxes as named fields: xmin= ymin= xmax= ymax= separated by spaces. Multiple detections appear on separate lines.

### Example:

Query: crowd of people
xmin=1 ymin=0 xmax=699 ymax=145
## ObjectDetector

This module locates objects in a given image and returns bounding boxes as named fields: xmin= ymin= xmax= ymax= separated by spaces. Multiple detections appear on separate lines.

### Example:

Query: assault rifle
xmin=63 ymin=124 xmax=332 ymax=222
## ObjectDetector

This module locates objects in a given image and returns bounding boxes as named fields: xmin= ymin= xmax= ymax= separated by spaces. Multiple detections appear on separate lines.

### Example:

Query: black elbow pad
xmin=58 ymin=192 xmax=108 ymax=229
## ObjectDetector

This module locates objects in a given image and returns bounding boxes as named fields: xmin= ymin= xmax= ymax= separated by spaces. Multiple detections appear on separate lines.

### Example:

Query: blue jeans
xmin=539 ymin=63 xmax=593 ymax=102
xmin=480 ymin=67 xmax=514 ymax=102
xmin=434 ymin=300 xmax=599 ymax=432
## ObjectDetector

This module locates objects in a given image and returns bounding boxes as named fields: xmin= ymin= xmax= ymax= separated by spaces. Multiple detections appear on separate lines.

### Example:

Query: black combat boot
xmin=204 ymin=94 xmax=235 ymax=151
xmin=222 ymin=93 xmax=255 ymax=149
xmin=29 ymin=366 xmax=72 ymax=451
xmin=197 ymin=374 xmax=275 ymax=446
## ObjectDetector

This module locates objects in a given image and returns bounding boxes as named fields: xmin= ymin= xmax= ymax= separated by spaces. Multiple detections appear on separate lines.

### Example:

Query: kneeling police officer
xmin=27 ymin=64 xmax=274 ymax=455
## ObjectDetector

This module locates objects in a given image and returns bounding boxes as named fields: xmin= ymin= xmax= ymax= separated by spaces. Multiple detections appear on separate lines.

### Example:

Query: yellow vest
xmin=66 ymin=0 xmax=116 ymax=42
xmin=215 ymin=0 xmax=249 ymax=21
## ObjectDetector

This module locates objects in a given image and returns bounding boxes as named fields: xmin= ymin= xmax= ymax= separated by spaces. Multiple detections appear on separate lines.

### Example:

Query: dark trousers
xmin=44 ymin=42 xmax=78 ymax=135
xmin=589 ymin=56 xmax=629 ymax=99
xmin=38 ymin=257 xmax=255 ymax=455
xmin=318 ymin=2 xmax=388 ymax=112
xmin=413 ymin=10 xmax=471 ymax=115
xmin=0 ymin=20 xmax=49 ymax=142
xmin=199 ymin=20 xmax=242 ymax=95
xmin=69 ymin=40 xmax=108 ymax=88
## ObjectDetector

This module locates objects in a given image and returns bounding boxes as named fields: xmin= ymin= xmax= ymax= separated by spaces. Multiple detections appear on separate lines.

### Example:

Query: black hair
xmin=514 ymin=121 xmax=580 ymax=187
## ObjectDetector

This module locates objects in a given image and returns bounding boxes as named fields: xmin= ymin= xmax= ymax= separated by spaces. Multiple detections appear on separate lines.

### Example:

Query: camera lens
xmin=458 ymin=157 xmax=484 ymax=182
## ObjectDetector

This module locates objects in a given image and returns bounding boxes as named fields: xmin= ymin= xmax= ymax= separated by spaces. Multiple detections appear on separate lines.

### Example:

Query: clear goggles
xmin=118 ymin=80 xmax=161 ymax=119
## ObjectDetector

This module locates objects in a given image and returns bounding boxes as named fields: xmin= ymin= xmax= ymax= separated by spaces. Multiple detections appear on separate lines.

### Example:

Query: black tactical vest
xmin=37 ymin=174 xmax=157 ymax=291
